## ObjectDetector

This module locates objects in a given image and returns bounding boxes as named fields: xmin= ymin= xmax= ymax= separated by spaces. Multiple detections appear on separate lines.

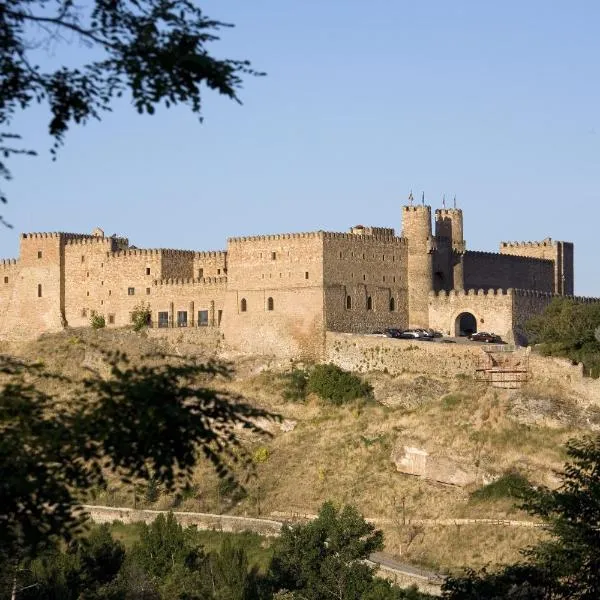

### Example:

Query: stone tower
xmin=435 ymin=208 xmax=465 ymax=290
xmin=402 ymin=205 xmax=434 ymax=328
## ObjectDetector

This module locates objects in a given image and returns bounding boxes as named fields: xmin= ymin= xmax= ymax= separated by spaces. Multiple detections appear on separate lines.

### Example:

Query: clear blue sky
xmin=3 ymin=1 xmax=599 ymax=296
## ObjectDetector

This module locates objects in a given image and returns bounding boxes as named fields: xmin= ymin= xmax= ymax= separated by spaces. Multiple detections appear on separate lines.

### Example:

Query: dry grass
xmin=2 ymin=329 xmax=594 ymax=571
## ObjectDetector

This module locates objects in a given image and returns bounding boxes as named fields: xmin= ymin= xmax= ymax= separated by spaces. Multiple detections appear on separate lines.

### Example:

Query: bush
xmin=90 ymin=312 xmax=106 ymax=329
xmin=131 ymin=302 xmax=152 ymax=331
xmin=282 ymin=368 xmax=309 ymax=402
xmin=307 ymin=364 xmax=373 ymax=405
xmin=470 ymin=470 xmax=532 ymax=502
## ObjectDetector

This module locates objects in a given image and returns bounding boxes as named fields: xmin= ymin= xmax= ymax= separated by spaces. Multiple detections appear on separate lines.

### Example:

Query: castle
xmin=0 ymin=203 xmax=595 ymax=358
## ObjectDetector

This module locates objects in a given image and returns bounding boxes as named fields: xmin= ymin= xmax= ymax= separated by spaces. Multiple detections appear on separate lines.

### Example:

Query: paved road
xmin=368 ymin=552 xmax=444 ymax=584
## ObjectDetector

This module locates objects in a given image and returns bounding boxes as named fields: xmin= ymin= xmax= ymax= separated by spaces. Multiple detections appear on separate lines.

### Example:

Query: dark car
xmin=468 ymin=332 xmax=503 ymax=343
xmin=384 ymin=328 xmax=404 ymax=338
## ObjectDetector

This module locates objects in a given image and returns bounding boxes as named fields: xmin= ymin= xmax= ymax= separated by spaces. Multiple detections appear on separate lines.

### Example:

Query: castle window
xmin=393 ymin=276 xmax=396 ymax=283
xmin=367 ymin=296 xmax=373 ymax=310
xmin=86 ymin=291 xmax=89 ymax=297
xmin=101 ymin=281 xmax=104 ymax=286
xmin=158 ymin=311 xmax=169 ymax=328
xmin=198 ymin=268 xmax=204 ymax=278
xmin=100 ymin=300 xmax=104 ymax=305
xmin=3 ymin=277 xmax=7 ymax=284
xmin=198 ymin=310 xmax=209 ymax=326
xmin=240 ymin=298 xmax=247 ymax=312
xmin=146 ymin=267 xmax=151 ymax=275
xmin=346 ymin=295 xmax=352 ymax=309
xmin=37 ymin=251 xmax=42 ymax=259
xmin=37 ymin=284 xmax=42 ymax=297
xmin=81 ymin=308 xmax=87 ymax=317
xmin=108 ymin=290 xmax=111 ymax=296
xmin=392 ymin=256 xmax=395 ymax=262
xmin=86 ymin=272 xmax=89 ymax=277
xmin=271 ymin=252 xmax=276 ymax=260
xmin=382 ymin=255 xmax=385 ymax=261
xmin=389 ymin=297 xmax=395 ymax=312
xmin=305 ymin=271 xmax=309 ymax=279
xmin=363 ymin=274 xmax=366 ymax=281
xmin=127 ymin=287 xmax=135 ymax=296
xmin=217 ymin=268 xmax=221 ymax=275
xmin=383 ymin=276 xmax=386 ymax=282
xmin=267 ymin=297 xmax=274 ymax=311
xmin=81 ymin=255 xmax=85 ymax=263
xmin=146 ymin=288 xmax=151 ymax=295
xmin=108 ymin=314 xmax=115 ymax=324
xmin=362 ymin=253 xmax=365 ymax=259
xmin=218 ymin=310 xmax=222 ymax=326
xmin=177 ymin=311 xmax=188 ymax=327
xmin=339 ymin=252 xmax=342 ymax=258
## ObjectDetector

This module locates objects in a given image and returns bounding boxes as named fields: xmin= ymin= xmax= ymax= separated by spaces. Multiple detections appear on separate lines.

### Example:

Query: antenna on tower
xmin=408 ymin=190 xmax=414 ymax=206
xmin=453 ymin=195 xmax=457 ymax=209
xmin=442 ymin=194 xmax=446 ymax=208
xmin=421 ymin=191 xmax=425 ymax=205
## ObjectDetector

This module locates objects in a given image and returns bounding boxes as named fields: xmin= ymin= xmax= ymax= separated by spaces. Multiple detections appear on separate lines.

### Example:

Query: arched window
xmin=389 ymin=297 xmax=395 ymax=312
xmin=346 ymin=295 xmax=352 ymax=309
xmin=267 ymin=297 xmax=274 ymax=311
xmin=366 ymin=296 xmax=373 ymax=310
xmin=240 ymin=298 xmax=247 ymax=312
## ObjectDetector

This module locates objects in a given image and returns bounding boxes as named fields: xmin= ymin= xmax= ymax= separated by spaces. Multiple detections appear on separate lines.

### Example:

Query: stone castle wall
xmin=322 ymin=232 xmax=409 ymax=333
xmin=463 ymin=251 xmax=554 ymax=293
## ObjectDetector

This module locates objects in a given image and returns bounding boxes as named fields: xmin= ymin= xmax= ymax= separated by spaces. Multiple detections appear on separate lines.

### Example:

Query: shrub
xmin=470 ymin=470 xmax=532 ymax=502
xmin=131 ymin=302 xmax=152 ymax=331
xmin=252 ymin=446 xmax=270 ymax=464
xmin=282 ymin=368 xmax=309 ymax=402
xmin=307 ymin=363 xmax=373 ymax=405
xmin=145 ymin=476 xmax=161 ymax=503
xmin=90 ymin=312 xmax=106 ymax=329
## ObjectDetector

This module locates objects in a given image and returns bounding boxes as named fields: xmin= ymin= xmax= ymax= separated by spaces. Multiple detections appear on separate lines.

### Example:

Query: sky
xmin=3 ymin=1 xmax=599 ymax=296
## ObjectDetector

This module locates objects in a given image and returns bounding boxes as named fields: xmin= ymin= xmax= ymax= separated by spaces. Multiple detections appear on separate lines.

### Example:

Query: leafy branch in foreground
xmin=0 ymin=351 xmax=277 ymax=559
xmin=0 ymin=0 xmax=264 ymax=207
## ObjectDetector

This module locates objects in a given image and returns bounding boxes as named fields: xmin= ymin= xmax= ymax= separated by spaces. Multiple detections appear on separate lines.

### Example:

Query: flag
xmin=408 ymin=191 xmax=414 ymax=204
xmin=421 ymin=192 xmax=425 ymax=205
xmin=453 ymin=195 xmax=457 ymax=209
xmin=442 ymin=194 xmax=446 ymax=208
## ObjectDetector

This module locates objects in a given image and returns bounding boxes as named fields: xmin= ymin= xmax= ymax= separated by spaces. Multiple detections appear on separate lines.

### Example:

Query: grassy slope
xmin=3 ymin=328 xmax=598 ymax=573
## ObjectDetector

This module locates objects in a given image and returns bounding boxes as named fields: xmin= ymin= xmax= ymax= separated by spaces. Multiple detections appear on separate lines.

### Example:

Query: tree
xmin=526 ymin=298 xmax=600 ymax=377
xmin=442 ymin=435 xmax=600 ymax=600
xmin=268 ymin=502 xmax=385 ymax=600
xmin=0 ymin=0 xmax=262 ymax=211
xmin=0 ymin=352 xmax=276 ymax=562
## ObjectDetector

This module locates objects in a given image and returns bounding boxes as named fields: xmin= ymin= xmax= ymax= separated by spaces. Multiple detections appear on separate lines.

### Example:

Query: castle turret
xmin=402 ymin=205 xmax=434 ymax=327
xmin=435 ymin=208 xmax=465 ymax=290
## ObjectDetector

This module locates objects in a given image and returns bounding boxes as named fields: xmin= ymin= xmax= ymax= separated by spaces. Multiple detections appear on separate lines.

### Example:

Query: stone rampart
xmin=325 ymin=332 xmax=483 ymax=377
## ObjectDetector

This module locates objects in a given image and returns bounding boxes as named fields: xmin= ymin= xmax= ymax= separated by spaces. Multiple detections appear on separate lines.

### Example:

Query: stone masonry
xmin=0 ymin=204 xmax=596 ymax=358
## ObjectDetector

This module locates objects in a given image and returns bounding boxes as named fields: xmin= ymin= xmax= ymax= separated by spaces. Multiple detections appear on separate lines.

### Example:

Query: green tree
xmin=307 ymin=364 xmax=373 ymax=405
xmin=0 ymin=0 xmax=262 ymax=212
xmin=269 ymin=502 xmax=385 ymax=600
xmin=526 ymin=298 xmax=600 ymax=377
xmin=443 ymin=435 xmax=600 ymax=600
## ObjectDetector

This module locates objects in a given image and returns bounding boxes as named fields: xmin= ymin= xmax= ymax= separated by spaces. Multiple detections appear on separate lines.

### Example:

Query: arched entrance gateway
xmin=455 ymin=312 xmax=477 ymax=337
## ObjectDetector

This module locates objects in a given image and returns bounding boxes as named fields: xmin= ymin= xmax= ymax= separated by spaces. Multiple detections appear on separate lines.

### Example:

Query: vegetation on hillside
xmin=527 ymin=298 xmax=600 ymax=377
xmin=0 ymin=350 xmax=276 ymax=561
xmin=443 ymin=435 xmax=600 ymax=599
xmin=282 ymin=364 xmax=373 ymax=405
xmin=1 ymin=505 xmax=433 ymax=599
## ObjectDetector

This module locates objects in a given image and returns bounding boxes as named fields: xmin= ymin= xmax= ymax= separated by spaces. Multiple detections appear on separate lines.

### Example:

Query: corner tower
xmin=435 ymin=208 xmax=466 ymax=290
xmin=402 ymin=205 xmax=434 ymax=328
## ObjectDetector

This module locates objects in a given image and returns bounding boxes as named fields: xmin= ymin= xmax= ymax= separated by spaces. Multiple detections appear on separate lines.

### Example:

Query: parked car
xmin=384 ymin=328 xmax=403 ymax=338
xmin=399 ymin=330 xmax=421 ymax=339
xmin=468 ymin=332 xmax=504 ymax=343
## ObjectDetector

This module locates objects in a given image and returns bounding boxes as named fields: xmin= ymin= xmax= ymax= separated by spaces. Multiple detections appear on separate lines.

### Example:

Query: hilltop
xmin=2 ymin=327 xmax=599 ymax=573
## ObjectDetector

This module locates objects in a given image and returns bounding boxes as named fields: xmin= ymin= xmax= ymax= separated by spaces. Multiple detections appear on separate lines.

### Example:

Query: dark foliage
xmin=526 ymin=298 xmax=600 ymax=377
xmin=0 ymin=0 xmax=263 ymax=210
xmin=443 ymin=435 xmax=600 ymax=600
xmin=306 ymin=364 xmax=373 ymax=405
xmin=0 ymin=352 xmax=276 ymax=560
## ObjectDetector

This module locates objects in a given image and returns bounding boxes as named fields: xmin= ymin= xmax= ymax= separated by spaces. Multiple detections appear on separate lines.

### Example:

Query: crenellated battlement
xmin=22 ymin=232 xmax=95 ymax=241
xmin=194 ymin=250 xmax=227 ymax=258
xmin=65 ymin=236 xmax=118 ymax=247
xmin=435 ymin=208 xmax=463 ymax=217
xmin=465 ymin=250 xmax=553 ymax=264
xmin=228 ymin=230 xmax=406 ymax=244
xmin=108 ymin=248 xmax=196 ymax=258
xmin=500 ymin=238 xmax=556 ymax=249
xmin=512 ymin=289 xmax=600 ymax=303
xmin=402 ymin=205 xmax=431 ymax=212
xmin=0 ymin=259 xmax=18 ymax=268
xmin=154 ymin=276 xmax=228 ymax=286
xmin=430 ymin=288 xmax=512 ymax=298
